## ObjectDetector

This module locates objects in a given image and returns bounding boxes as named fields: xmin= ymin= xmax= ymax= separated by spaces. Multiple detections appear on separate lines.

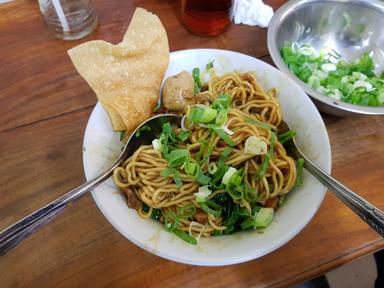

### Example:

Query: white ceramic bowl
xmin=82 ymin=49 xmax=331 ymax=266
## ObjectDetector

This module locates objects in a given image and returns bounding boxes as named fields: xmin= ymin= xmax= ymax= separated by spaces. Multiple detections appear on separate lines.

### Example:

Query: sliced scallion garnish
xmin=192 ymin=67 xmax=202 ymax=95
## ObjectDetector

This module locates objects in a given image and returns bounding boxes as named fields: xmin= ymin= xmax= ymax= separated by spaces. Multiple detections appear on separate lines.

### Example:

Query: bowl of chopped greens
xmin=268 ymin=0 xmax=384 ymax=116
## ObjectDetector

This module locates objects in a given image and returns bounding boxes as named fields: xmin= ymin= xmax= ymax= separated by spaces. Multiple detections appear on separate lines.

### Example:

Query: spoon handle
xmin=0 ymin=168 xmax=114 ymax=256
xmin=303 ymin=155 xmax=384 ymax=238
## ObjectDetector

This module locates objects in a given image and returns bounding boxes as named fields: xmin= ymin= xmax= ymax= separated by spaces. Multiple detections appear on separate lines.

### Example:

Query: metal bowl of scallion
xmin=267 ymin=0 xmax=384 ymax=116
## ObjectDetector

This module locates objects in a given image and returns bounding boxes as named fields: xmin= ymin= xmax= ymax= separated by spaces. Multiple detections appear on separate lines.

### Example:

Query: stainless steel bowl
xmin=268 ymin=0 xmax=384 ymax=116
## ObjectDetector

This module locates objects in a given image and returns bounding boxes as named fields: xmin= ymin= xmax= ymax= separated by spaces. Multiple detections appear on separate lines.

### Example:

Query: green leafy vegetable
xmin=192 ymin=67 xmax=202 ymax=95
xmin=206 ymin=61 xmax=214 ymax=71
xmin=135 ymin=124 xmax=152 ymax=137
xmin=141 ymin=203 xmax=162 ymax=221
xmin=200 ymin=200 xmax=222 ymax=217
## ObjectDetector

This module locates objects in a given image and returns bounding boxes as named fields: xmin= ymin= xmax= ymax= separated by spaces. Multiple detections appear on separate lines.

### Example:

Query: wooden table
xmin=1 ymin=0 xmax=383 ymax=287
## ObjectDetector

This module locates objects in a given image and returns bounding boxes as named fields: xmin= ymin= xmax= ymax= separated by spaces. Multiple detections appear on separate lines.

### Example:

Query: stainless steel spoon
xmin=0 ymin=113 xmax=181 ymax=255
xmin=279 ymin=121 xmax=384 ymax=237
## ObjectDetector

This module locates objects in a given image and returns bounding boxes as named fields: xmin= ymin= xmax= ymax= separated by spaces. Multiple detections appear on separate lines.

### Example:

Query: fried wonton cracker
xmin=68 ymin=8 xmax=169 ymax=131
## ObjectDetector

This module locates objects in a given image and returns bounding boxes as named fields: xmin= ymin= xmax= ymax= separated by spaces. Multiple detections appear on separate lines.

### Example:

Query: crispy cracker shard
xmin=68 ymin=8 xmax=169 ymax=131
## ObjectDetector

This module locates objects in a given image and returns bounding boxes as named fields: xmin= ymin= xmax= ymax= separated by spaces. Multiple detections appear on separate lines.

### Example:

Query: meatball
xmin=162 ymin=71 xmax=195 ymax=111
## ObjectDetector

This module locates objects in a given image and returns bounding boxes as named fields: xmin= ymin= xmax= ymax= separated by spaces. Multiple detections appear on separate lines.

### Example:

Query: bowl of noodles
xmin=83 ymin=49 xmax=331 ymax=266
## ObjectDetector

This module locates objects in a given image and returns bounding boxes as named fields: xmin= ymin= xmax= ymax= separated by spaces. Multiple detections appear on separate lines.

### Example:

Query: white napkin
xmin=232 ymin=0 xmax=274 ymax=28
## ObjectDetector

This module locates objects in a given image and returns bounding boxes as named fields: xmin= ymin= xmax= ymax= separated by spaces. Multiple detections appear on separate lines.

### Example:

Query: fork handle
xmin=303 ymin=156 xmax=384 ymax=237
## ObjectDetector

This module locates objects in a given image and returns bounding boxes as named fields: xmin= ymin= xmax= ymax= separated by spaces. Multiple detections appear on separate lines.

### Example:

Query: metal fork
xmin=280 ymin=121 xmax=384 ymax=237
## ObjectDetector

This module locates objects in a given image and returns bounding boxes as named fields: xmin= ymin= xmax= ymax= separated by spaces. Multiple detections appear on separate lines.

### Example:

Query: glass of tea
xmin=182 ymin=0 xmax=233 ymax=36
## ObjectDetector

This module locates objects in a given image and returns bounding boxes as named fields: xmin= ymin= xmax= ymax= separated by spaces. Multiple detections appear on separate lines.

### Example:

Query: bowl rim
xmin=267 ymin=0 xmax=384 ymax=116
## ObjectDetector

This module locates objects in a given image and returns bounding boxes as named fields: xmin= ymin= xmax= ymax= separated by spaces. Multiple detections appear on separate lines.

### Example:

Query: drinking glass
xmin=38 ymin=0 xmax=98 ymax=40
xmin=181 ymin=0 xmax=233 ymax=36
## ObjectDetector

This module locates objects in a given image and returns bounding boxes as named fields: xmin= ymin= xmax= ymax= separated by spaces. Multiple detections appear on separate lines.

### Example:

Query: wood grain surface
xmin=0 ymin=0 xmax=383 ymax=287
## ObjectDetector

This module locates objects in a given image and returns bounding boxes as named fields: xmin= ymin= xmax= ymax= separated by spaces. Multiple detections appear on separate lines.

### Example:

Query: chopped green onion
xmin=192 ymin=67 xmax=202 ymax=95
xmin=226 ymin=183 xmax=244 ymax=201
xmin=245 ymin=118 xmax=273 ymax=130
xmin=152 ymin=138 xmax=163 ymax=152
xmin=194 ymin=185 xmax=212 ymax=203
xmin=215 ymin=108 xmax=228 ymax=125
xmin=243 ymin=184 xmax=258 ymax=202
xmin=202 ymin=144 xmax=214 ymax=165
xmin=222 ymin=167 xmax=237 ymax=185
xmin=210 ymin=126 xmax=235 ymax=146
xmin=278 ymin=130 xmax=296 ymax=144
xmin=269 ymin=132 xmax=277 ymax=159
xmin=164 ymin=210 xmax=179 ymax=231
xmin=173 ymin=228 xmax=197 ymax=245
xmin=188 ymin=105 xmax=217 ymax=123
xmin=254 ymin=154 xmax=270 ymax=181
xmin=229 ymin=168 xmax=244 ymax=186
xmin=196 ymin=141 xmax=208 ymax=162
xmin=184 ymin=159 xmax=198 ymax=177
xmin=177 ymin=131 xmax=191 ymax=142
xmin=159 ymin=122 xmax=178 ymax=158
xmin=160 ymin=167 xmax=183 ymax=187
xmin=281 ymin=42 xmax=384 ymax=107
xmin=254 ymin=207 xmax=274 ymax=228
xmin=244 ymin=136 xmax=267 ymax=155
xmin=200 ymin=200 xmax=222 ymax=217
xmin=177 ymin=203 xmax=196 ymax=218
xmin=195 ymin=167 xmax=211 ymax=185
xmin=211 ymin=94 xmax=232 ymax=109
xmin=211 ymin=163 xmax=228 ymax=189
xmin=295 ymin=158 xmax=305 ymax=186
xmin=135 ymin=124 xmax=151 ymax=137
xmin=208 ymin=162 xmax=217 ymax=175
xmin=166 ymin=149 xmax=189 ymax=167
xmin=219 ymin=147 xmax=233 ymax=162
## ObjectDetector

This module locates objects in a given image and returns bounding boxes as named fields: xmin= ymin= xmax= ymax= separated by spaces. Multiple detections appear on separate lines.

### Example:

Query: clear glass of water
xmin=38 ymin=0 xmax=98 ymax=40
